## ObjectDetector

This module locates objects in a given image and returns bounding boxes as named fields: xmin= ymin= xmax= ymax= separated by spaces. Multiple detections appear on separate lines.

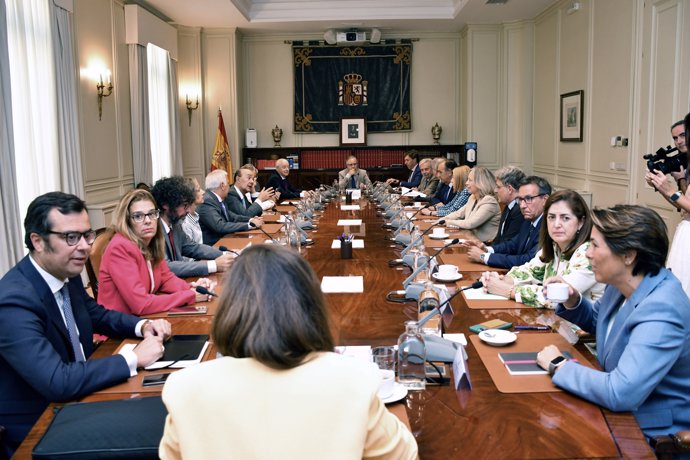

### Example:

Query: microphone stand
xmin=403 ymin=237 xmax=458 ymax=288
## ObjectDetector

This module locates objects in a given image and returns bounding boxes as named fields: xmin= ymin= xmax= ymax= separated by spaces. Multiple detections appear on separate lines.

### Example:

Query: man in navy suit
xmin=464 ymin=176 xmax=551 ymax=269
xmin=151 ymin=176 xmax=234 ymax=278
xmin=386 ymin=150 xmax=422 ymax=188
xmin=226 ymin=165 xmax=276 ymax=220
xmin=0 ymin=192 xmax=171 ymax=457
xmin=266 ymin=158 xmax=303 ymax=200
xmin=428 ymin=158 xmax=458 ymax=205
xmin=489 ymin=165 xmax=526 ymax=245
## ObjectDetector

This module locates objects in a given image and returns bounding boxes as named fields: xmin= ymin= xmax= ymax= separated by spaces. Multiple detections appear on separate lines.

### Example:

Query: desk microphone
xmin=249 ymin=221 xmax=280 ymax=245
xmin=195 ymin=286 xmax=218 ymax=298
xmin=403 ymin=237 xmax=458 ymax=288
xmin=398 ymin=219 xmax=446 ymax=255
xmin=218 ymin=245 xmax=240 ymax=256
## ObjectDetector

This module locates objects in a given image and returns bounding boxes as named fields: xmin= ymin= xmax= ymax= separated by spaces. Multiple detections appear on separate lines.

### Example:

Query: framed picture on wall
xmin=560 ymin=90 xmax=584 ymax=142
xmin=340 ymin=117 xmax=367 ymax=145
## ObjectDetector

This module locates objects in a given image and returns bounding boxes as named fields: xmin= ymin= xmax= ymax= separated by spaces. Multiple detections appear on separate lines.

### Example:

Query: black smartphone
xmin=142 ymin=373 xmax=170 ymax=387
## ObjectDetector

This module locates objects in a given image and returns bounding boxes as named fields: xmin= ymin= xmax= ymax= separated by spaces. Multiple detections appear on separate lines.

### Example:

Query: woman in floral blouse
xmin=481 ymin=189 xmax=605 ymax=308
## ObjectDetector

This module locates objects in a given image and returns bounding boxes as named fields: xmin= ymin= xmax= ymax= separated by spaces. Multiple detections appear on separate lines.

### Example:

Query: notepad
xmin=498 ymin=351 xmax=574 ymax=376
xmin=120 ymin=335 xmax=210 ymax=370
xmin=321 ymin=276 xmax=364 ymax=293
xmin=340 ymin=205 xmax=361 ymax=211
xmin=463 ymin=288 xmax=509 ymax=300
xmin=337 ymin=219 xmax=363 ymax=226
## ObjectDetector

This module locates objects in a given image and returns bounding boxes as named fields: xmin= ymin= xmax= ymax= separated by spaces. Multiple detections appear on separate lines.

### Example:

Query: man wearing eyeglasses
xmin=0 ymin=192 xmax=172 ymax=457
xmin=464 ymin=176 xmax=551 ymax=269
xmin=338 ymin=155 xmax=372 ymax=191
xmin=151 ymin=176 xmax=234 ymax=278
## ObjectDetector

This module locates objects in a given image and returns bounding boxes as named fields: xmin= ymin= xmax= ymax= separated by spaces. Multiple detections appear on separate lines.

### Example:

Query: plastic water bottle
xmin=397 ymin=321 xmax=426 ymax=390
xmin=418 ymin=282 xmax=441 ymax=337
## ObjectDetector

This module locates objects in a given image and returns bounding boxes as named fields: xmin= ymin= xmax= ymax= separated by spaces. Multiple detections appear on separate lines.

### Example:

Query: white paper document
xmin=334 ymin=345 xmax=372 ymax=362
xmin=400 ymin=187 xmax=426 ymax=198
xmin=443 ymin=333 xmax=468 ymax=346
xmin=119 ymin=341 xmax=210 ymax=370
xmin=340 ymin=205 xmax=361 ymax=211
xmin=331 ymin=239 xmax=365 ymax=249
xmin=337 ymin=219 xmax=363 ymax=226
xmin=462 ymin=288 xmax=509 ymax=300
xmin=321 ymin=276 xmax=364 ymax=293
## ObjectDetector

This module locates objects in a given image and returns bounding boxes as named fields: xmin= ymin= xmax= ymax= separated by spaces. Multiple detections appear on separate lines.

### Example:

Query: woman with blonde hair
xmin=442 ymin=166 xmax=501 ymax=242
xmin=422 ymin=165 xmax=471 ymax=217
xmin=99 ymin=189 xmax=212 ymax=316
xmin=159 ymin=245 xmax=417 ymax=459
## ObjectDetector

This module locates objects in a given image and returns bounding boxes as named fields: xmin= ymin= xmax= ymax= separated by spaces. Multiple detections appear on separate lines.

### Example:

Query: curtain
xmin=168 ymin=56 xmax=182 ymax=176
xmin=129 ymin=43 xmax=152 ymax=186
xmin=0 ymin=0 xmax=24 ymax=275
xmin=147 ymin=43 xmax=171 ymax=182
xmin=51 ymin=0 xmax=83 ymax=197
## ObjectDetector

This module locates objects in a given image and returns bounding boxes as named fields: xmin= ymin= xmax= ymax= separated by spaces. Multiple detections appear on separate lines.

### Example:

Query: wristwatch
xmin=548 ymin=355 xmax=567 ymax=375
xmin=671 ymin=191 xmax=682 ymax=202
xmin=480 ymin=252 xmax=488 ymax=264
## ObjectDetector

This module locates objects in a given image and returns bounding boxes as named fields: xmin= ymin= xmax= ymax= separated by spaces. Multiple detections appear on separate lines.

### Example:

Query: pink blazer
xmin=98 ymin=233 xmax=196 ymax=315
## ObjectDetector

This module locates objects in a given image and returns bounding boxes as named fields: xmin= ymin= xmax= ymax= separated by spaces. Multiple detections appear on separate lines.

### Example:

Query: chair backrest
xmin=650 ymin=430 xmax=690 ymax=460
xmin=85 ymin=230 xmax=111 ymax=301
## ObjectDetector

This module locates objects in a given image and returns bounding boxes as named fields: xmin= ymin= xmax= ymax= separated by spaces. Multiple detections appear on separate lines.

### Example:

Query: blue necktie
xmin=350 ymin=175 xmax=356 ymax=189
xmin=220 ymin=202 xmax=229 ymax=220
xmin=60 ymin=285 xmax=85 ymax=362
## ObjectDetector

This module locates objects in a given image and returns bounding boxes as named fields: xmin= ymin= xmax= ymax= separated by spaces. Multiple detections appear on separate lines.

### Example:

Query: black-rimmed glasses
xmin=517 ymin=194 xmax=545 ymax=204
xmin=47 ymin=230 xmax=97 ymax=246
xmin=129 ymin=210 xmax=160 ymax=223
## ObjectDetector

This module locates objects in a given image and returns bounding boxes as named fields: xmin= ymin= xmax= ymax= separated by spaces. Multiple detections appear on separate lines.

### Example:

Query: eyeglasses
xmin=47 ymin=230 xmax=97 ymax=246
xmin=129 ymin=210 xmax=160 ymax=223
xmin=346 ymin=163 xmax=358 ymax=167
xmin=517 ymin=194 xmax=545 ymax=204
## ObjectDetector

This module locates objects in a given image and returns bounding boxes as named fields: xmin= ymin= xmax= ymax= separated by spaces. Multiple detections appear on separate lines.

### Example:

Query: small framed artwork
xmin=340 ymin=117 xmax=367 ymax=146
xmin=560 ymin=90 xmax=584 ymax=142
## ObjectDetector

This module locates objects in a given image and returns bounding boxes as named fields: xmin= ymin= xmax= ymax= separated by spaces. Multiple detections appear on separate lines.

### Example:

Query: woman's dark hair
xmin=539 ymin=190 xmax=592 ymax=263
xmin=212 ymin=245 xmax=334 ymax=369
xmin=591 ymin=205 xmax=668 ymax=276
xmin=24 ymin=192 xmax=88 ymax=251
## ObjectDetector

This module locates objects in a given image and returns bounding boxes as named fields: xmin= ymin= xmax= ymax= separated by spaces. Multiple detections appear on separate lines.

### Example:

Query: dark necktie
xmin=521 ymin=224 xmax=535 ymax=253
xmin=350 ymin=175 xmax=356 ymax=189
xmin=60 ymin=285 xmax=85 ymax=362
xmin=444 ymin=185 xmax=450 ymax=202
xmin=168 ymin=230 xmax=177 ymax=260
xmin=220 ymin=201 xmax=229 ymax=220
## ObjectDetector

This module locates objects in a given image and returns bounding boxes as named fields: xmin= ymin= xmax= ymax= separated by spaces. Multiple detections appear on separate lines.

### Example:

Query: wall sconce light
xmin=97 ymin=71 xmax=113 ymax=121
xmin=186 ymin=95 xmax=199 ymax=126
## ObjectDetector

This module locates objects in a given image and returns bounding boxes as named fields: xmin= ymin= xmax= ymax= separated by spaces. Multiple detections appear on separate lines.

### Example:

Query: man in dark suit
xmin=226 ymin=165 xmax=276 ymax=220
xmin=151 ymin=176 xmax=234 ymax=278
xmin=266 ymin=158 xmax=303 ymax=199
xmin=428 ymin=158 xmax=458 ymax=205
xmin=465 ymin=176 xmax=551 ymax=269
xmin=198 ymin=169 xmax=263 ymax=246
xmin=490 ymin=165 xmax=526 ymax=245
xmin=0 ymin=192 xmax=171 ymax=457
xmin=386 ymin=150 xmax=422 ymax=188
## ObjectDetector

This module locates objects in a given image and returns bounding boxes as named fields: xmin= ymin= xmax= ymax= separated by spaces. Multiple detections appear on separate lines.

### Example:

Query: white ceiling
xmin=132 ymin=0 xmax=560 ymax=34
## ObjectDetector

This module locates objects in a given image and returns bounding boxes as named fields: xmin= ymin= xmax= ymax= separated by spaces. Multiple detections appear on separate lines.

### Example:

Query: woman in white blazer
xmin=159 ymin=244 xmax=418 ymax=460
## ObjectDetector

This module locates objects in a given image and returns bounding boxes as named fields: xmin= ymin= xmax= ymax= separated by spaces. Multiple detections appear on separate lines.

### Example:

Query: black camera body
xmin=644 ymin=145 xmax=687 ymax=174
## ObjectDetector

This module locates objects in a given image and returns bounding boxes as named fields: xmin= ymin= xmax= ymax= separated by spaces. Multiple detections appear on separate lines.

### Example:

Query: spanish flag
xmin=210 ymin=109 xmax=233 ymax=173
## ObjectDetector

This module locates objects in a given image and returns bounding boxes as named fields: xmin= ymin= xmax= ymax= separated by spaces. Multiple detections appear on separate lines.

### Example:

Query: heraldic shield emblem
xmin=338 ymin=73 xmax=368 ymax=107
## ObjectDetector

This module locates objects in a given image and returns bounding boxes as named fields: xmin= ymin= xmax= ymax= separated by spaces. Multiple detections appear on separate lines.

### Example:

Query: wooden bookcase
xmin=242 ymin=144 xmax=474 ymax=190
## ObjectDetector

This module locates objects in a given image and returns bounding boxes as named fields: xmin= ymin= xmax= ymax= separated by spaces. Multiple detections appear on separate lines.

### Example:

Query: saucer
xmin=380 ymin=383 xmax=408 ymax=404
xmin=478 ymin=329 xmax=517 ymax=347
xmin=429 ymin=233 xmax=449 ymax=240
xmin=432 ymin=272 xmax=463 ymax=282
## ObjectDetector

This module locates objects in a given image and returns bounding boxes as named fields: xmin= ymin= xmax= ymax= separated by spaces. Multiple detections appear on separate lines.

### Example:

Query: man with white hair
xmin=267 ymin=158 xmax=303 ymax=199
xmin=415 ymin=158 xmax=439 ymax=196
xmin=198 ymin=169 xmax=263 ymax=246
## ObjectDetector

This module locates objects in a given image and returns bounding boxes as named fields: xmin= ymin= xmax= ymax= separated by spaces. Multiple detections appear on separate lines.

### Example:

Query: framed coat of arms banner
xmin=293 ymin=41 xmax=412 ymax=134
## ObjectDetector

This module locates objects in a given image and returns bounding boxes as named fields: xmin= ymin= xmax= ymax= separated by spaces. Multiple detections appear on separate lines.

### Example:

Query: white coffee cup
xmin=437 ymin=264 xmax=459 ymax=278
xmin=546 ymin=283 xmax=570 ymax=303
xmin=378 ymin=369 xmax=395 ymax=399
xmin=432 ymin=227 xmax=446 ymax=237
xmin=414 ymin=201 xmax=422 ymax=208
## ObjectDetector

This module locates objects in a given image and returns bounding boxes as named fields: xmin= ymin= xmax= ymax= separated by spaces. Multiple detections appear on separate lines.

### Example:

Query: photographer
xmin=645 ymin=118 xmax=690 ymax=297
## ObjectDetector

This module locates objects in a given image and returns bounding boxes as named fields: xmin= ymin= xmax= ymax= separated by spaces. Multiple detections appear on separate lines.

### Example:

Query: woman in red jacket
xmin=99 ymin=189 xmax=212 ymax=316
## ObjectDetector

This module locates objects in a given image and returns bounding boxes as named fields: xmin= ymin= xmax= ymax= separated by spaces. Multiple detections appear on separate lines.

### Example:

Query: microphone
xmin=418 ymin=280 xmax=484 ymax=362
xmin=418 ymin=281 xmax=483 ymax=327
xmin=195 ymin=285 xmax=218 ymax=298
xmin=399 ymin=219 xmax=446 ymax=255
xmin=403 ymin=238 xmax=458 ymax=288
xmin=218 ymin=245 xmax=240 ymax=256
xmin=249 ymin=221 xmax=280 ymax=245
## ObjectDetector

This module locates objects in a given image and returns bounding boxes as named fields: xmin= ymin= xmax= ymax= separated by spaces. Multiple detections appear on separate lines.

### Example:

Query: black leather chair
xmin=650 ymin=431 xmax=690 ymax=459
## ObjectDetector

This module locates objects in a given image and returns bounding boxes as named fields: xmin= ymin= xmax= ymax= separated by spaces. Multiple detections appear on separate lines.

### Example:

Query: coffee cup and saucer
xmin=432 ymin=264 xmax=462 ymax=282
xmin=429 ymin=227 xmax=449 ymax=240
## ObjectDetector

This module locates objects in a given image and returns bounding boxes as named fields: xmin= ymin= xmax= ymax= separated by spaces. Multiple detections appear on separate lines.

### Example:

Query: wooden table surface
xmin=13 ymin=194 xmax=654 ymax=459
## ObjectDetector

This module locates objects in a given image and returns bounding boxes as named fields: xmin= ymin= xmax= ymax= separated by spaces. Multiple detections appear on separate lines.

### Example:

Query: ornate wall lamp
xmin=186 ymin=95 xmax=199 ymax=126
xmin=97 ymin=71 xmax=113 ymax=121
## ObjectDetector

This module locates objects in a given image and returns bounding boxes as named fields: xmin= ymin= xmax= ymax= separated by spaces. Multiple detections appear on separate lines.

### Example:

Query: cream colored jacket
xmin=443 ymin=194 xmax=501 ymax=243
xmin=159 ymin=352 xmax=418 ymax=460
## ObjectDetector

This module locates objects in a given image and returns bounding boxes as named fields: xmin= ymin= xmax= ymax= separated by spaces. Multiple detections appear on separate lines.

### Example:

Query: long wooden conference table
xmin=14 ymin=194 xmax=654 ymax=459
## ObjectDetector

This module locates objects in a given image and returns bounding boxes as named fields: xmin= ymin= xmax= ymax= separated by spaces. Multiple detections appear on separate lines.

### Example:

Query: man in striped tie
xmin=337 ymin=155 xmax=372 ymax=191
xmin=0 ymin=192 xmax=172 ymax=457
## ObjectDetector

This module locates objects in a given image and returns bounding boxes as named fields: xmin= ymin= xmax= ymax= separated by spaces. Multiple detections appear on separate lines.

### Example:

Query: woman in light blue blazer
xmin=537 ymin=205 xmax=690 ymax=441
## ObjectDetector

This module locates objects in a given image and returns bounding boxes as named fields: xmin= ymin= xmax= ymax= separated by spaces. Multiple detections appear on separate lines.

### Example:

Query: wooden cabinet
xmin=242 ymin=145 xmax=474 ymax=190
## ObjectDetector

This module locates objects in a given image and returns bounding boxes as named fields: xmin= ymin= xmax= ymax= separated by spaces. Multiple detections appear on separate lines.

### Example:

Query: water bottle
xmin=397 ymin=321 xmax=426 ymax=390
xmin=413 ymin=245 xmax=430 ymax=283
xmin=418 ymin=281 xmax=441 ymax=336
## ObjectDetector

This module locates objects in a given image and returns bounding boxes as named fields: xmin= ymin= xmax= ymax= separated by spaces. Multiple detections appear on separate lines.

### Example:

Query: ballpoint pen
xmin=514 ymin=325 xmax=551 ymax=331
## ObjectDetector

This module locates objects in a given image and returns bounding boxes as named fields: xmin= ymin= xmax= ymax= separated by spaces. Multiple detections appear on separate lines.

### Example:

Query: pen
xmin=514 ymin=325 xmax=550 ymax=331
